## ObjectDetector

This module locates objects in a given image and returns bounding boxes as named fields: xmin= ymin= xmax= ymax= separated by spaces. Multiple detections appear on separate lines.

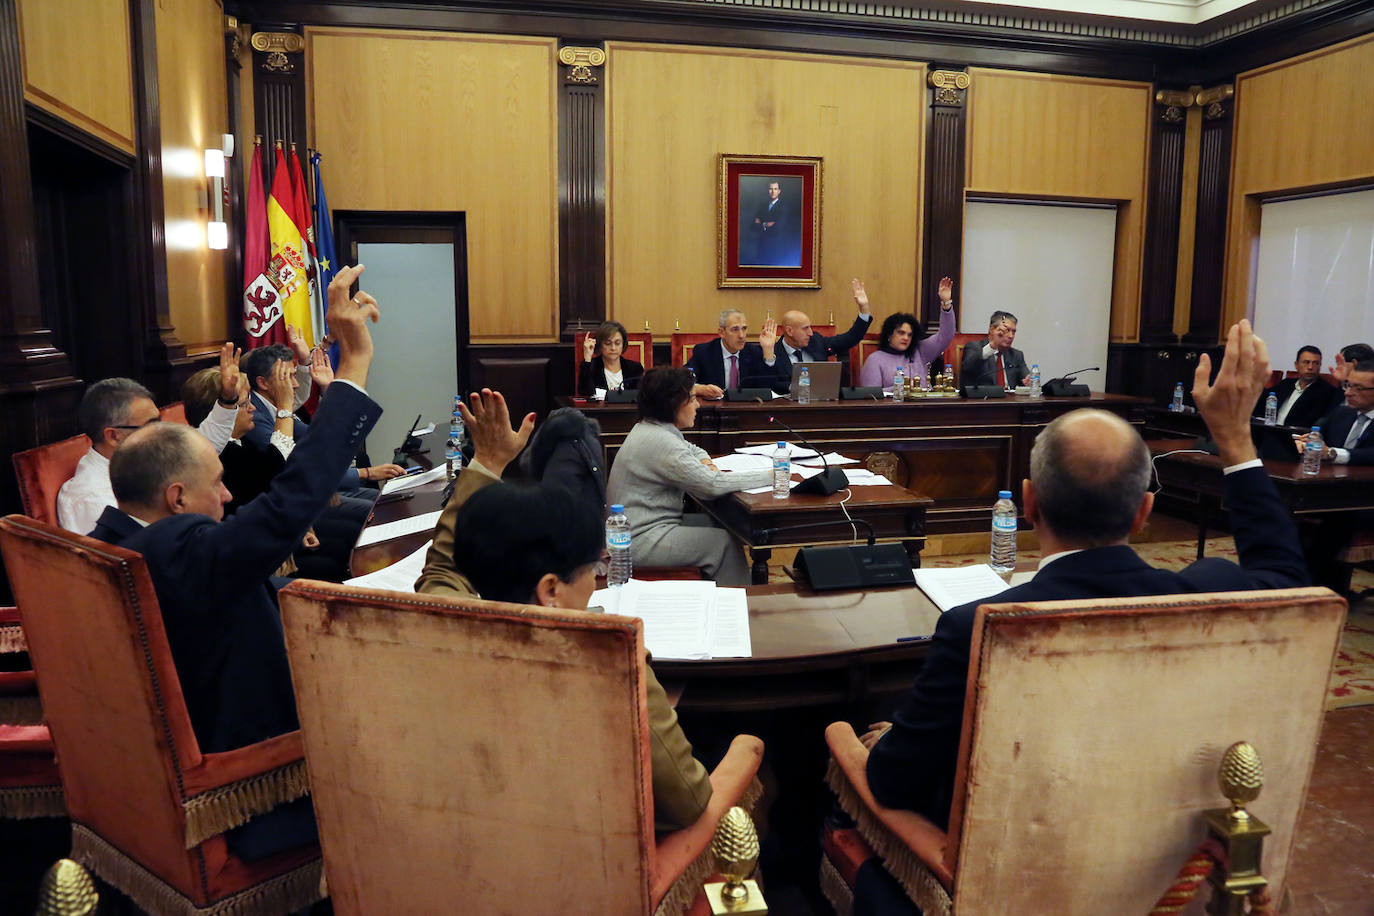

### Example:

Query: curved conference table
xmin=350 ymin=462 xmax=943 ymax=715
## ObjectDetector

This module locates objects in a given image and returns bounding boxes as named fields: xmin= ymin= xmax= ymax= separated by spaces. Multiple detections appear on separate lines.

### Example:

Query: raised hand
xmin=582 ymin=332 xmax=596 ymax=362
xmin=1193 ymin=319 xmax=1270 ymax=466
xmin=937 ymin=276 xmax=954 ymax=307
xmin=851 ymin=278 xmax=870 ymax=315
xmin=286 ymin=323 xmax=311 ymax=364
xmin=218 ymin=341 xmax=242 ymax=402
xmin=326 ymin=264 xmax=378 ymax=387
xmin=268 ymin=359 xmax=295 ymax=411
xmin=458 ymin=388 xmax=536 ymax=477
xmin=759 ymin=316 xmax=778 ymax=354
xmin=309 ymin=348 xmax=334 ymax=391
xmin=1331 ymin=352 xmax=1350 ymax=383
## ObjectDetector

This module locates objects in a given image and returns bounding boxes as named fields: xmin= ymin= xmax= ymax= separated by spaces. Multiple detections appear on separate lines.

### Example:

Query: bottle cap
xmin=998 ymin=490 xmax=1013 ymax=499
xmin=777 ymin=441 xmax=787 ymax=448
xmin=610 ymin=504 xmax=625 ymax=514
xmin=1311 ymin=426 xmax=1319 ymax=432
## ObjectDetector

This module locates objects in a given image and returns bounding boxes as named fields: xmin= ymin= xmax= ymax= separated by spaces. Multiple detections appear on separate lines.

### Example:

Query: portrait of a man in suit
xmin=739 ymin=175 xmax=802 ymax=268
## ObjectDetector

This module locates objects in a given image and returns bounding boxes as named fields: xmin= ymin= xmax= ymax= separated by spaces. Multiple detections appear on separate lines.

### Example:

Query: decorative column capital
xmin=1154 ymin=88 xmax=1195 ymax=123
xmin=1197 ymin=84 xmax=1235 ymax=121
xmin=251 ymin=31 xmax=305 ymax=74
xmin=559 ymin=46 xmax=606 ymax=84
xmin=928 ymin=69 xmax=970 ymax=107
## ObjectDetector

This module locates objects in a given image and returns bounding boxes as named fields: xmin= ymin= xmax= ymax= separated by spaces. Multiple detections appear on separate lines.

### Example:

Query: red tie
xmin=995 ymin=353 xmax=1006 ymax=389
xmin=729 ymin=353 xmax=740 ymax=388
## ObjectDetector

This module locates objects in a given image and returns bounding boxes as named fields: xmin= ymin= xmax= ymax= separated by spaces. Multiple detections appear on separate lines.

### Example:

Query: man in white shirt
xmin=55 ymin=378 xmax=161 ymax=535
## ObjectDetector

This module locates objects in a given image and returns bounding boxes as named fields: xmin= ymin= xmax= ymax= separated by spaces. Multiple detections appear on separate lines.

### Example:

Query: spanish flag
xmin=266 ymin=142 xmax=314 ymax=343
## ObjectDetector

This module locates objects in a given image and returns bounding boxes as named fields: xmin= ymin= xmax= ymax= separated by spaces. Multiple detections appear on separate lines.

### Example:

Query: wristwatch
xmin=276 ymin=408 xmax=292 ymax=420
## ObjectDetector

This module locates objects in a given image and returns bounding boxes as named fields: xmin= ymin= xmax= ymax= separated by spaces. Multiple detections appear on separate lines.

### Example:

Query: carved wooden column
xmin=921 ymin=68 xmax=968 ymax=329
xmin=250 ymin=28 xmax=308 ymax=188
xmin=225 ymin=16 xmax=248 ymax=343
xmin=557 ymin=44 xmax=607 ymax=341
xmin=0 ymin=0 xmax=79 ymax=504
xmin=1138 ymin=88 xmax=1192 ymax=343
xmin=1185 ymin=84 xmax=1234 ymax=345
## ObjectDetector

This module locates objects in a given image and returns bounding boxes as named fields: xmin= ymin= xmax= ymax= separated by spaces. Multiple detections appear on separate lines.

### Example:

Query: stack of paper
xmin=795 ymin=452 xmax=861 ymax=467
xmin=588 ymin=579 xmax=752 ymax=659
xmin=355 ymin=510 xmax=443 ymax=547
xmin=734 ymin=442 xmax=819 ymax=460
xmin=711 ymin=453 xmax=774 ymax=472
xmin=379 ymin=464 xmax=447 ymax=495
xmin=836 ymin=468 xmax=894 ymax=486
xmin=913 ymin=565 xmax=1011 ymax=612
xmin=343 ymin=541 xmax=433 ymax=591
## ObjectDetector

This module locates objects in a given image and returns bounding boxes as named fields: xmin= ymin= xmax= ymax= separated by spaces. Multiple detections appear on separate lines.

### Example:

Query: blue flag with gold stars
xmin=310 ymin=151 xmax=340 ymax=367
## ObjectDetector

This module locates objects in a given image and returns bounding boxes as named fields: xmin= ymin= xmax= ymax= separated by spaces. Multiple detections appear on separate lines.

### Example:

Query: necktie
xmin=1345 ymin=415 xmax=1370 ymax=449
xmin=729 ymin=353 xmax=740 ymax=388
xmin=793 ymin=349 xmax=804 ymax=363
xmin=995 ymin=353 xmax=1006 ymax=389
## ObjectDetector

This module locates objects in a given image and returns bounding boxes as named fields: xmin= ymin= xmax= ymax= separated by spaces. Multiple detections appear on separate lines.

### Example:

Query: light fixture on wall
xmin=205 ymin=135 xmax=233 ymax=249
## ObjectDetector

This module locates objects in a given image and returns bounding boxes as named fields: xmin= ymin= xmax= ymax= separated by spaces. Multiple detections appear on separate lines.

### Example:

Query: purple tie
xmin=729 ymin=354 xmax=740 ymax=388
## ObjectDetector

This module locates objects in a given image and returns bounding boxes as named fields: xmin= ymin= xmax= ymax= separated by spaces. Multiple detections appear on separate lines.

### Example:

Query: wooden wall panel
xmin=306 ymin=28 xmax=559 ymax=342
xmin=17 ymin=0 xmax=135 ymax=153
xmin=607 ymin=44 xmax=924 ymax=336
xmin=156 ymin=0 xmax=230 ymax=350
xmin=965 ymin=69 xmax=1152 ymax=342
xmin=1223 ymin=33 xmax=1374 ymax=329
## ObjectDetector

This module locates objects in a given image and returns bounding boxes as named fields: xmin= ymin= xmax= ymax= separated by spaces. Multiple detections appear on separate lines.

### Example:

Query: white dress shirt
xmin=1274 ymin=379 xmax=1310 ymax=425
xmin=56 ymin=448 xmax=114 ymax=535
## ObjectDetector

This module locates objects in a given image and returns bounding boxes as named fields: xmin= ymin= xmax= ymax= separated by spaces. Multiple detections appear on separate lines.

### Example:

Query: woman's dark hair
xmin=877 ymin=312 xmax=925 ymax=356
xmin=182 ymin=368 xmax=225 ymax=428
xmin=450 ymin=481 xmax=602 ymax=605
xmin=594 ymin=321 xmax=630 ymax=358
xmin=637 ymin=367 xmax=694 ymax=423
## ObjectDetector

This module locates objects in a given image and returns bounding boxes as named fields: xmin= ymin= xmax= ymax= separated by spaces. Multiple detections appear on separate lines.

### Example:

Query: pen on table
xmin=896 ymin=635 xmax=926 ymax=642
xmin=401 ymin=465 xmax=426 ymax=476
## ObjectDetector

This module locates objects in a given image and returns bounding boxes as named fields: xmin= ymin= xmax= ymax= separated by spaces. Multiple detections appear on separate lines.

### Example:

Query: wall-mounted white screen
xmin=961 ymin=201 xmax=1116 ymax=386
xmin=1254 ymin=188 xmax=1374 ymax=371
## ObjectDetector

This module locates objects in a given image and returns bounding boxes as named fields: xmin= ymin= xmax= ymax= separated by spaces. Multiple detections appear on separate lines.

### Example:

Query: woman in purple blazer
xmin=858 ymin=277 xmax=956 ymax=389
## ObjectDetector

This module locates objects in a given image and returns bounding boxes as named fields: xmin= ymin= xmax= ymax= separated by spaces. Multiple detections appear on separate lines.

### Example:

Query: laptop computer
xmin=789 ymin=360 xmax=842 ymax=401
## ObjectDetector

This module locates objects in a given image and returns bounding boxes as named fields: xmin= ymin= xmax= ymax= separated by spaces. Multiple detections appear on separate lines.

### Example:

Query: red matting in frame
xmin=718 ymin=155 xmax=821 ymax=288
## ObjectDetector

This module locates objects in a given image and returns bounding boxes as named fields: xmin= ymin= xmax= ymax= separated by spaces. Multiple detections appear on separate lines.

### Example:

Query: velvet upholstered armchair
xmin=0 ymin=515 xmax=323 ymax=915
xmin=820 ymin=588 xmax=1346 ymax=915
xmin=276 ymin=579 xmax=765 ymax=915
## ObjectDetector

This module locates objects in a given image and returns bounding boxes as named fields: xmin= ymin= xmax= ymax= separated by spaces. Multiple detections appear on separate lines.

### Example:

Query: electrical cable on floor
xmin=1149 ymin=449 xmax=1208 ymax=495
xmin=837 ymin=487 xmax=858 ymax=543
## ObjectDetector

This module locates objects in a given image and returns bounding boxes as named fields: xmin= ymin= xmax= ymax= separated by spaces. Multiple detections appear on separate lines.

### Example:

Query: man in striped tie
xmin=1302 ymin=358 xmax=1374 ymax=591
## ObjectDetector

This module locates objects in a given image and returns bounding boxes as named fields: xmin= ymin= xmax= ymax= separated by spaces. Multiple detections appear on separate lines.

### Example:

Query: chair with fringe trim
xmin=276 ymin=579 xmax=765 ymax=915
xmin=0 ymin=515 xmax=323 ymax=916
xmin=820 ymin=588 xmax=1346 ymax=915
xmin=0 ymin=603 xmax=63 ymax=821
xmin=11 ymin=434 xmax=91 ymax=526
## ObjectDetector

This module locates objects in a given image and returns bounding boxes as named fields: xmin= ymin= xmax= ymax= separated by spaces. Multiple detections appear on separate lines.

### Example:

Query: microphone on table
xmin=768 ymin=415 xmax=849 ymax=496
xmin=1042 ymin=366 xmax=1098 ymax=398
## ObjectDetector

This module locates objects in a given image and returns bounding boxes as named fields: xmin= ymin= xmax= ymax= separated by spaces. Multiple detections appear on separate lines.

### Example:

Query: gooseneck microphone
xmin=768 ymin=415 xmax=849 ymax=496
xmin=1049 ymin=366 xmax=1100 ymax=384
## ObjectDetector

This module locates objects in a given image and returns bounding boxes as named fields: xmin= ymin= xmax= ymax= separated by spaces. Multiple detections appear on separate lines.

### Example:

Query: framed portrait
xmin=718 ymin=154 xmax=822 ymax=288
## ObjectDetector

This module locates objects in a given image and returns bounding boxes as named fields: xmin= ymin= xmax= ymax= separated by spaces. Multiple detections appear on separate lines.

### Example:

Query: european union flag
xmin=311 ymin=151 xmax=340 ymax=367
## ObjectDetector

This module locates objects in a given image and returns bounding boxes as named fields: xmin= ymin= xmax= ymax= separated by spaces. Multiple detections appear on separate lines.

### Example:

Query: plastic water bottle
xmin=990 ymin=490 xmax=1017 ymax=573
xmin=446 ymin=395 xmax=465 ymax=479
xmin=1302 ymin=427 xmax=1324 ymax=476
xmin=1263 ymin=392 xmax=1278 ymax=426
xmin=772 ymin=441 xmax=790 ymax=500
xmin=1028 ymin=364 xmax=1042 ymax=399
xmin=606 ymin=504 xmax=633 ymax=586
xmin=798 ymin=366 xmax=811 ymax=405
xmin=1171 ymin=382 xmax=1185 ymax=412
xmin=892 ymin=367 xmax=905 ymax=401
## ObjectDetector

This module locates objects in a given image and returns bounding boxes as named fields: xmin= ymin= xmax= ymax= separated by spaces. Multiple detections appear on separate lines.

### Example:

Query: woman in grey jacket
xmin=606 ymin=368 xmax=774 ymax=585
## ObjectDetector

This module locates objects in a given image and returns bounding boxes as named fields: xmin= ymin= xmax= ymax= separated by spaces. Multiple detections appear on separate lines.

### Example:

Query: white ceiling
xmin=954 ymin=0 xmax=1268 ymax=25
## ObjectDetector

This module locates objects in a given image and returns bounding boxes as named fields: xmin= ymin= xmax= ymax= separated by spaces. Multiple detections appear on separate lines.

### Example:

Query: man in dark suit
xmin=961 ymin=309 xmax=1030 ymax=389
xmin=685 ymin=309 xmax=785 ymax=392
xmin=1300 ymin=359 xmax=1374 ymax=591
xmin=1253 ymin=345 xmax=1340 ymax=428
xmin=747 ymin=180 xmax=794 ymax=266
xmin=90 ymin=265 xmax=384 ymax=859
xmin=864 ymin=320 xmax=1308 ymax=831
xmin=774 ymin=277 xmax=875 ymax=384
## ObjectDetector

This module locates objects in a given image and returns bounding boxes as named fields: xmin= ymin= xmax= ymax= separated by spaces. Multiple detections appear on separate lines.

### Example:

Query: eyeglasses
xmin=110 ymin=418 xmax=162 ymax=431
xmin=1341 ymin=381 xmax=1374 ymax=393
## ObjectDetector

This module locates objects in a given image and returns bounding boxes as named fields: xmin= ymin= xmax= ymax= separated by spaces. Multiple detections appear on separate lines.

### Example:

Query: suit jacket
xmin=577 ymin=357 xmax=644 ymax=397
xmin=774 ymin=312 xmax=873 ymax=380
xmin=92 ymin=382 xmax=381 ymax=753
xmin=246 ymin=390 xmax=363 ymax=490
xmin=685 ymin=338 xmax=783 ymax=391
xmin=414 ymin=463 xmax=714 ymax=831
xmin=961 ymin=340 xmax=1030 ymax=388
xmin=1317 ymin=404 xmax=1374 ymax=465
xmin=1253 ymin=377 xmax=1341 ymax=429
xmin=866 ymin=465 xmax=1308 ymax=830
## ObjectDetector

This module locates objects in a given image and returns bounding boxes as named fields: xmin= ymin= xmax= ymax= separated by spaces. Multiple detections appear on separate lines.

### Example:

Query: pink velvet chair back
xmin=278 ymin=580 xmax=659 ymax=913
xmin=11 ymin=434 xmax=90 ymax=525
xmin=944 ymin=588 xmax=1346 ymax=911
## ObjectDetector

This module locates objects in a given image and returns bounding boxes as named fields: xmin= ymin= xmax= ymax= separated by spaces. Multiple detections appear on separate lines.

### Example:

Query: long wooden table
xmin=567 ymin=392 xmax=1149 ymax=534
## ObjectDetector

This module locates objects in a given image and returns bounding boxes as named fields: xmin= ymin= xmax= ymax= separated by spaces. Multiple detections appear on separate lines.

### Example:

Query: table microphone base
xmin=795 ymin=544 xmax=915 ymax=591
xmin=794 ymin=467 xmax=848 ymax=495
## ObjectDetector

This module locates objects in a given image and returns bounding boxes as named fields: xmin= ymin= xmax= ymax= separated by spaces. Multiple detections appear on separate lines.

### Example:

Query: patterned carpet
xmin=808 ymin=536 xmax=1374 ymax=710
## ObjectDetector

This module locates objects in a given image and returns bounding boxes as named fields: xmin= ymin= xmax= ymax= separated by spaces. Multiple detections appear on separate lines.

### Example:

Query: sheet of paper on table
xmin=343 ymin=541 xmax=433 ymax=592
xmin=355 ymin=510 xmax=443 ymax=547
xmin=587 ymin=579 xmax=753 ymax=659
xmin=733 ymin=442 xmax=820 ymax=460
xmin=711 ymin=453 xmax=774 ymax=472
xmin=379 ymin=464 xmax=447 ymax=495
xmin=410 ymin=422 xmax=436 ymax=437
xmin=741 ymin=464 xmax=823 ymax=494
xmin=837 ymin=469 xmax=896 ymax=486
xmin=795 ymin=452 xmax=861 ymax=467
xmin=913 ymin=564 xmax=1011 ymax=612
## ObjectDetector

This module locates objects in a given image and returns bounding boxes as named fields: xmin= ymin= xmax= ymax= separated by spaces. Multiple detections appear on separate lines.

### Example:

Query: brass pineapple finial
xmin=706 ymin=806 xmax=766 ymax=913
xmin=1218 ymin=740 xmax=1263 ymax=823
xmin=35 ymin=859 xmax=97 ymax=916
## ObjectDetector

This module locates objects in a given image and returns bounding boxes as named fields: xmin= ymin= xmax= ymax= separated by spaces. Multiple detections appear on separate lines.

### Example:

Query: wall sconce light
xmin=205 ymin=136 xmax=233 ymax=250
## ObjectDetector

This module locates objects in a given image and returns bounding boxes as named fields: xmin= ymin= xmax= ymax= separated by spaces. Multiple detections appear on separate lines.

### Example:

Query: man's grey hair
xmin=109 ymin=423 xmax=203 ymax=509
xmin=718 ymin=309 xmax=745 ymax=330
xmin=1029 ymin=410 xmax=1152 ymax=547
xmin=77 ymin=378 xmax=154 ymax=441
xmin=988 ymin=310 xmax=1017 ymax=328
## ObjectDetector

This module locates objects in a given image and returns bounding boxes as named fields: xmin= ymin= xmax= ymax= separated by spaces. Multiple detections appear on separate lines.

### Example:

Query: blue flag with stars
xmin=311 ymin=150 xmax=341 ymax=367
